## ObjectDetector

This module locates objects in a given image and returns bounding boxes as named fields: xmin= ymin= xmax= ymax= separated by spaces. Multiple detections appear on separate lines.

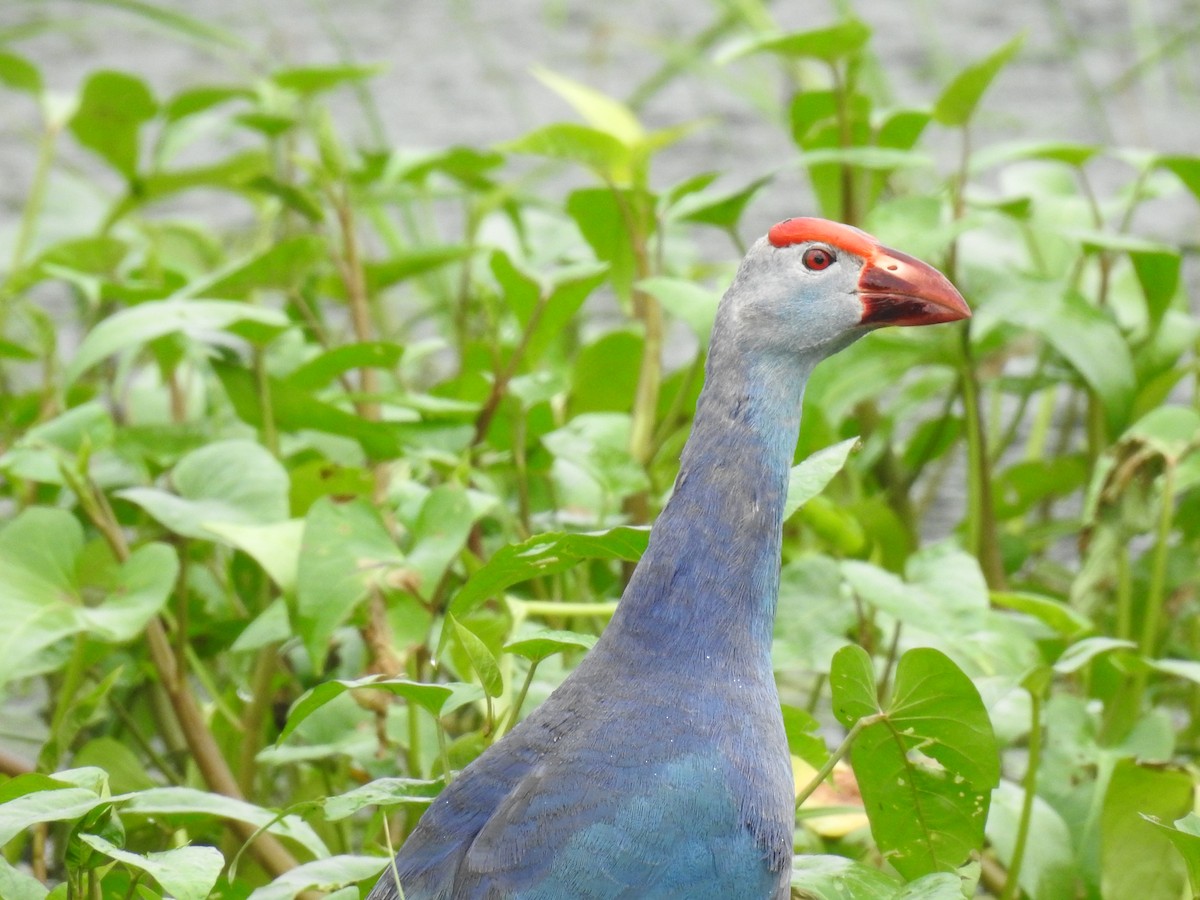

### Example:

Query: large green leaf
xmin=0 ymin=509 xmax=176 ymax=686
xmin=1144 ymin=812 xmax=1200 ymax=899
xmin=504 ymin=123 xmax=632 ymax=183
xmin=213 ymin=361 xmax=412 ymax=460
xmin=182 ymin=235 xmax=326 ymax=299
xmin=831 ymin=645 xmax=999 ymax=880
xmin=79 ymin=834 xmax=222 ymax=900
xmin=531 ymin=66 xmax=643 ymax=145
xmin=449 ymin=615 xmax=504 ymax=698
xmin=67 ymin=299 xmax=289 ymax=382
xmin=69 ymin=70 xmax=157 ymax=179
xmin=0 ymin=857 xmax=47 ymax=900
xmin=977 ymin=285 xmax=1135 ymax=435
xmin=118 ymin=439 xmax=290 ymax=540
xmin=783 ymin=437 xmax=859 ymax=522
xmin=1100 ymin=760 xmax=1191 ymax=900
xmin=295 ymin=498 xmax=404 ymax=670
xmin=321 ymin=778 xmax=443 ymax=820
xmin=728 ymin=19 xmax=871 ymax=64
xmin=790 ymin=853 xmax=902 ymax=898
xmin=449 ymin=526 xmax=649 ymax=617
xmin=118 ymin=787 xmax=328 ymax=858
xmin=986 ymin=780 xmax=1077 ymax=899
xmin=933 ymin=35 xmax=1024 ymax=126
xmin=243 ymin=854 xmax=388 ymax=900
xmin=842 ymin=546 xmax=989 ymax=637
xmin=278 ymin=676 xmax=482 ymax=744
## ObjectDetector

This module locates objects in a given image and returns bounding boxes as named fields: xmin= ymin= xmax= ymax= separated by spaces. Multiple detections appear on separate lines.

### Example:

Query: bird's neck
xmin=606 ymin=341 xmax=811 ymax=670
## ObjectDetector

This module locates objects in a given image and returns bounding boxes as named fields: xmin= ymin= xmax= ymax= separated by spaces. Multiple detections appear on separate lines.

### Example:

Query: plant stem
xmin=9 ymin=120 xmax=59 ymax=276
xmin=795 ymin=715 xmax=875 ymax=808
xmin=73 ymin=476 xmax=302 ymax=879
xmin=959 ymin=336 xmax=1007 ymax=588
xmin=504 ymin=660 xmax=542 ymax=736
xmin=1131 ymin=462 xmax=1178 ymax=706
xmin=1001 ymin=689 xmax=1043 ymax=900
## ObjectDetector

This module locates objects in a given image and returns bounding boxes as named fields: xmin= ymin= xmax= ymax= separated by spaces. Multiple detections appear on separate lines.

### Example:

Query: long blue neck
xmin=603 ymin=336 xmax=812 ymax=672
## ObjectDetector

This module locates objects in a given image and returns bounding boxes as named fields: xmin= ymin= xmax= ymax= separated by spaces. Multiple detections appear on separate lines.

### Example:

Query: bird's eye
xmin=802 ymin=247 xmax=835 ymax=271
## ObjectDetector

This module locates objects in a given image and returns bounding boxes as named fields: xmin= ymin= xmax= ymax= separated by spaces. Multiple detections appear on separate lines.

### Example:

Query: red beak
xmin=857 ymin=247 xmax=970 ymax=327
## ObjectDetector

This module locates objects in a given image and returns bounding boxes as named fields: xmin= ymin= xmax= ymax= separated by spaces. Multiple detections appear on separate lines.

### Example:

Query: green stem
xmin=504 ymin=659 xmax=541 ymax=735
xmin=959 ymin=336 xmax=1006 ymax=588
xmin=515 ymin=600 xmax=619 ymax=619
xmin=9 ymin=120 xmax=59 ymax=276
xmin=1137 ymin=462 xmax=1178 ymax=665
xmin=1001 ymin=689 xmax=1043 ymax=900
xmin=795 ymin=715 xmax=876 ymax=808
xmin=1115 ymin=547 xmax=1133 ymax=642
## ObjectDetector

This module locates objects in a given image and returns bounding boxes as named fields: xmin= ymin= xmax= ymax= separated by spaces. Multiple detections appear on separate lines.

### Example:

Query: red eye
xmin=803 ymin=247 xmax=835 ymax=271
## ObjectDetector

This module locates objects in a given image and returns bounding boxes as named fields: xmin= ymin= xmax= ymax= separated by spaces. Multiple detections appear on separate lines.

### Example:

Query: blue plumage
xmin=365 ymin=220 xmax=969 ymax=900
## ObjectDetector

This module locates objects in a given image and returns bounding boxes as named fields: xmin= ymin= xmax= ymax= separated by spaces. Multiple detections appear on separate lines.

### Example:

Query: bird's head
xmin=720 ymin=217 xmax=970 ymax=362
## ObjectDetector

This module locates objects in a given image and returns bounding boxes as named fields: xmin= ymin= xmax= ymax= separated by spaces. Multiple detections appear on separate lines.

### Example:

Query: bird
xmin=366 ymin=217 xmax=970 ymax=900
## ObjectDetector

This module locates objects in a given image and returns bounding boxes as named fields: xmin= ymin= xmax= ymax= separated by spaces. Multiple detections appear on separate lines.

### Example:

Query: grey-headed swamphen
xmin=367 ymin=217 xmax=970 ymax=900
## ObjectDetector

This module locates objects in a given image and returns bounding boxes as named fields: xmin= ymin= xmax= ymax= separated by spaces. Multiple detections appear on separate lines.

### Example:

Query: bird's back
xmin=367 ymin=646 xmax=793 ymax=900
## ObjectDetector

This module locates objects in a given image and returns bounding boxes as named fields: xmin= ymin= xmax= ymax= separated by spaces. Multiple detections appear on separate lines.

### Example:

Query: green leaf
xmin=1101 ymin=760 xmax=1191 ymax=900
xmin=1053 ymin=637 xmax=1136 ymax=674
xmin=730 ymin=19 xmax=872 ymax=63
xmin=831 ymin=646 xmax=998 ymax=880
xmin=449 ymin=615 xmax=503 ymax=698
xmin=504 ymin=123 xmax=632 ymax=183
xmin=1122 ymin=405 xmax=1200 ymax=463
xmin=1158 ymin=155 xmax=1200 ymax=205
xmin=829 ymin=645 xmax=879 ymax=726
xmin=0 ymin=509 xmax=175 ymax=685
xmin=295 ymin=498 xmax=404 ymax=670
xmin=986 ymin=780 xmax=1077 ymax=899
xmin=0 ymin=857 xmax=48 ymax=900
xmin=933 ymin=35 xmax=1025 ymax=126
xmin=163 ymin=84 xmax=253 ymax=121
xmin=842 ymin=546 xmax=989 ymax=637
xmin=0 ymin=786 xmax=103 ymax=845
xmin=69 ymin=70 xmax=157 ymax=179
xmin=895 ymin=872 xmax=971 ymax=900
xmin=79 ymin=834 xmax=223 ymax=900
xmin=504 ymin=629 xmax=598 ymax=663
xmin=212 ymin=362 xmax=411 ymax=460
xmin=285 ymin=342 xmax=404 ymax=391
xmin=449 ymin=526 xmax=649 ymax=617
xmin=119 ymin=439 xmax=290 ymax=540
xmin=321 ymin=778 xmax=443 ymax=820
xmin=670 ymin=176 xmax=770 ymax=232
xmin=279 ymin=676 xmax=479 ymax=744
xmin=784 ymin=437 xmax=859 ymax=521
xmin=979 ymin=285 xmax=1135 ymax=435
xmin=204 ymin=520 xmax=304 ymax=593
xmin=119 ymin=787 xmax=328 ymax=859
xmin=270 ymin=64 xmax=384 ymax=95
xmin=0 ymin=52 xmax=42 ymax=96
xmin=241 ymin=854 xmax=388 ymax=900
xmin=990 ymin=591 xmax=1093 ymax=639
xmin=531 ymin=66 xmax=643 ymax=145
xmin=566 ymin=187 xmax=652 ymax=301
xmin=362 ymin=246 xmax=474 ymax=293
xmin=185 ymin=235 xmax=326 ymax=299
xmin=1144 ymin=812 xmax=1200 ymax=899
xmin=790 ymin=853 xmax=902 ymax=898
xmin=78 ymin=542 xmax=178 ymax=642
xmin=636 ymin=277 xmax=719 ymax=345
xmin=781 ymin=704 xmax=830 ymax=771
xmin=406 ymin=484 xmax=484 ymax=596
xmin=67 ymin=299 xmax=289 ymax=382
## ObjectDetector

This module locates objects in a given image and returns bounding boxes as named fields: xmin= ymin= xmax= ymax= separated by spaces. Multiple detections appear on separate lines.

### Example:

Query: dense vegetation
xmin=1 ymin=3 xmax=1198 ymax=899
